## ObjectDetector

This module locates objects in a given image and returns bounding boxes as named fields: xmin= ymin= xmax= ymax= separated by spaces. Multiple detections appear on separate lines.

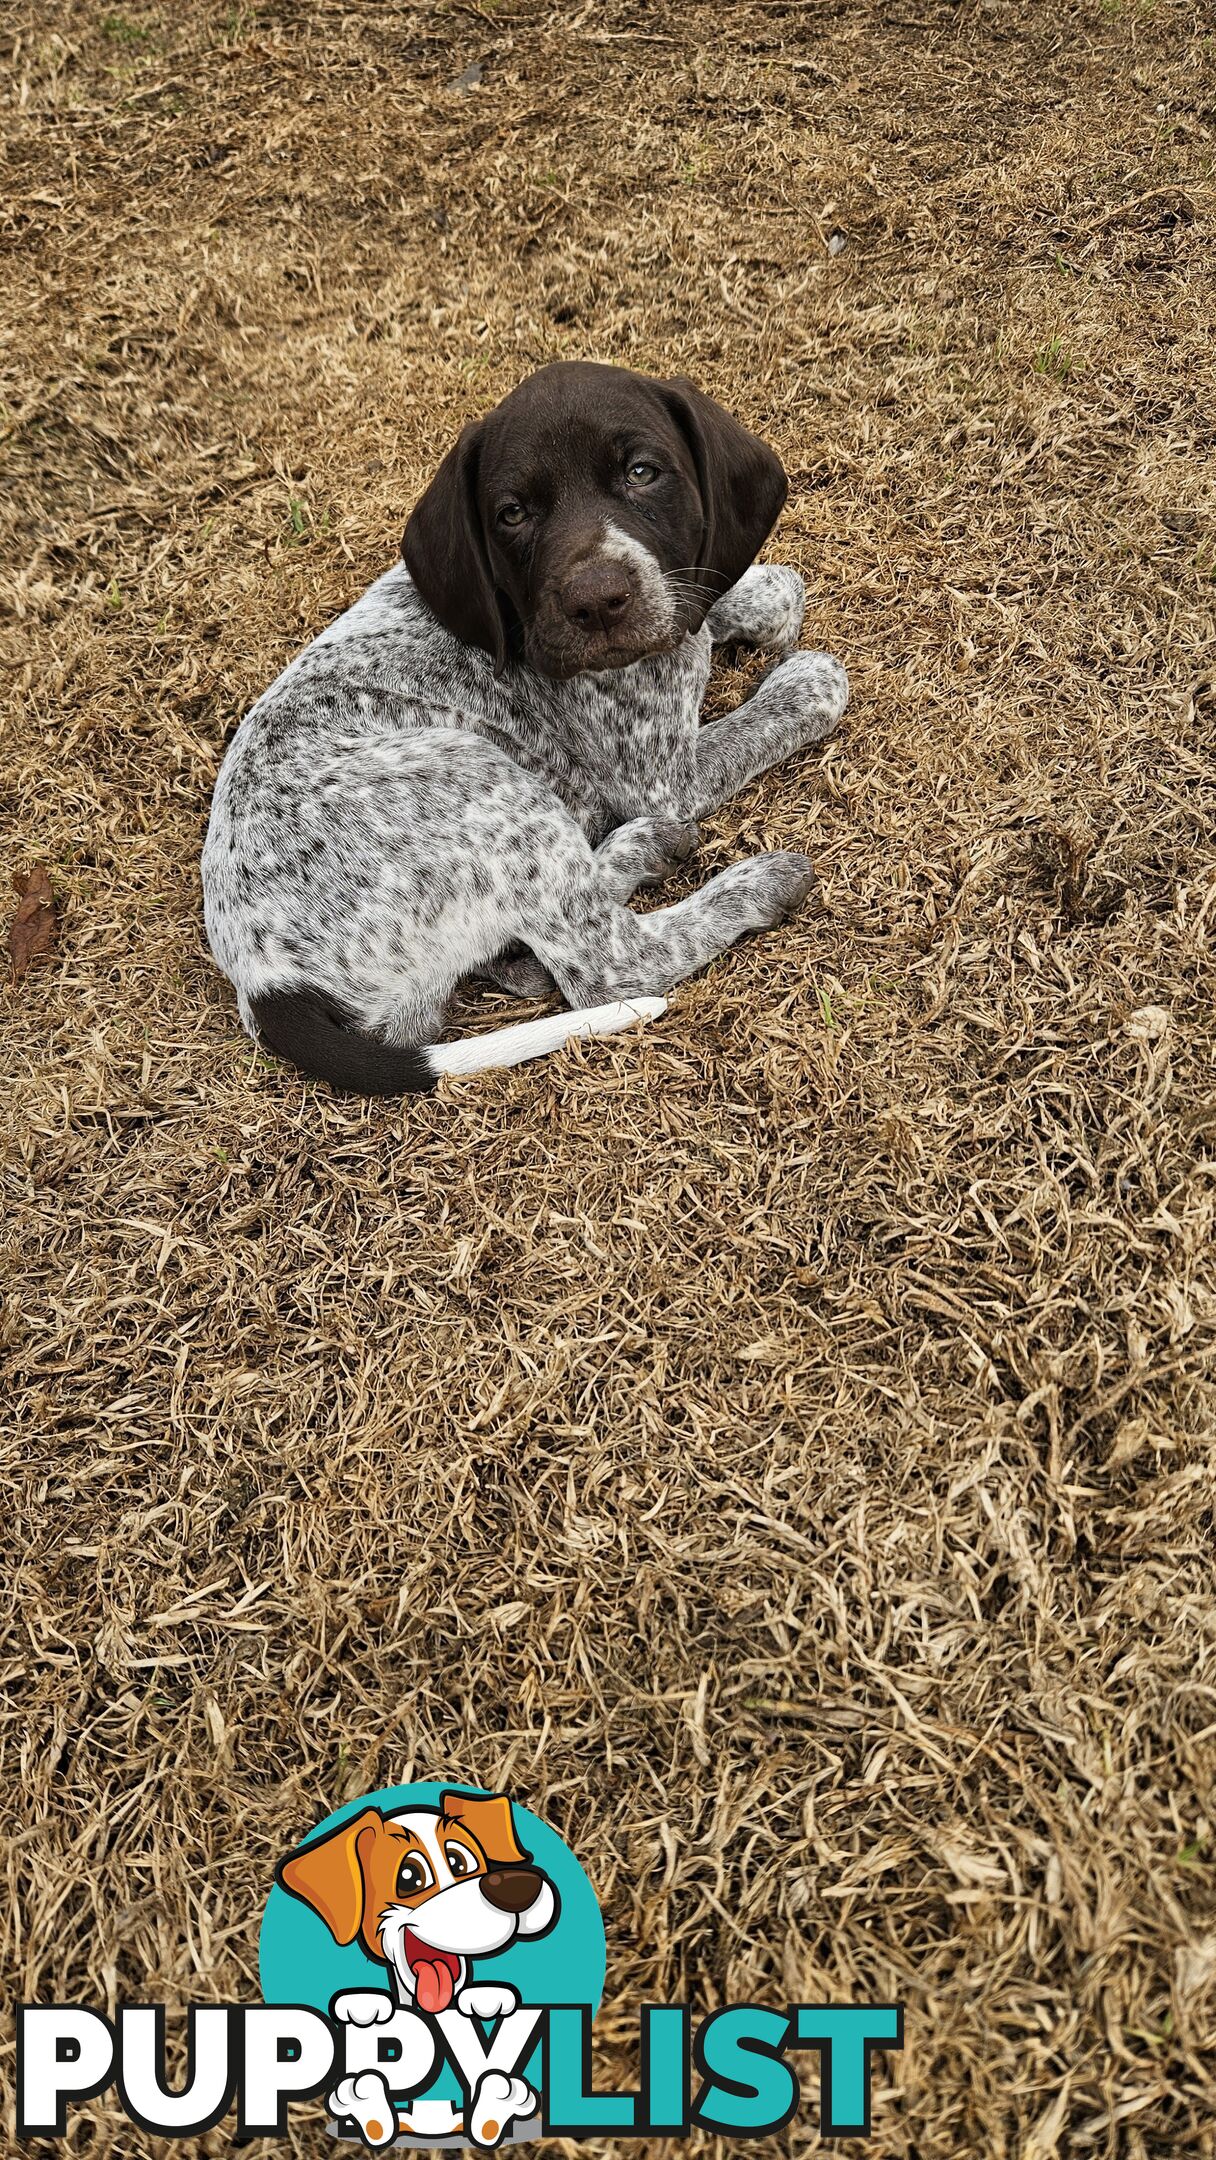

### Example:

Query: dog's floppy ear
xmin=276 ymin=1806 xmax=382 ymax=1945
xmin=660 ymin=376 xmax=788 ymax=613
xmin=441 ymin=1789 xmax=528 ymax=1867
xmin=402 ymin=422 xmax=511 ymax=673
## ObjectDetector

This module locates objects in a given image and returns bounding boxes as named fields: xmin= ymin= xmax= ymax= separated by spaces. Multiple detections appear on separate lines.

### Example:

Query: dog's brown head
xmin=402 ymin=360 xmax=787 ymax=679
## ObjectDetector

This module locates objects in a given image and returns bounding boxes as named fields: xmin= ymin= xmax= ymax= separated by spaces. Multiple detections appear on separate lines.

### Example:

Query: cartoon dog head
xmin=277 ymin=1791 xmax=558 ymax=2014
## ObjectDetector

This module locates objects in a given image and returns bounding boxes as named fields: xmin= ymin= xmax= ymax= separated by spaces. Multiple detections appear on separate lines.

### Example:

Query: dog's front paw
xmin=763 ymin=851 xmax=819 ymax=921
xmin=468 ymin=2069 xmax=536 ymax=2148
xmin=632 ymin=818 xmax=700 ymax=886
xmin=757 ymin=648 xmax=849 ymax=742
xmin=722 ymin=851 xmax=819 ymax=932
xmin=331 ymin=1989 xmax=396 ymax=2026
xmin=706 ymin=564 xmax=807 ymax=652
xmin=456 ymin=1981 xmax=519 ymax=2021
xmin=330 ymin=2070 xmax=397 ymax=2149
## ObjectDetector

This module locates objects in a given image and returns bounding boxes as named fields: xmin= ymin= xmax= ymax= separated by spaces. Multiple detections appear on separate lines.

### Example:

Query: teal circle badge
xmin=259 ymin=1781 xmax=605 ymax=2132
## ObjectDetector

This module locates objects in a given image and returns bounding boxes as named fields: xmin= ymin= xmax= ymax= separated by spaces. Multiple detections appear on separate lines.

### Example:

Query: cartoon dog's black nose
xmin=481 ymin=1866 xmax=542 ymax=1914
xmin=559 ymin=563 xmax=633 ymax=636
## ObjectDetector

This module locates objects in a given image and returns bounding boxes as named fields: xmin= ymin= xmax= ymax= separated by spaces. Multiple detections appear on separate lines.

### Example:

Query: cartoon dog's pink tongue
xmin=415 ymin=1958 xmax=454 ymax=2013
xmin=405 ymin=1932 xmax=460 ymax=2014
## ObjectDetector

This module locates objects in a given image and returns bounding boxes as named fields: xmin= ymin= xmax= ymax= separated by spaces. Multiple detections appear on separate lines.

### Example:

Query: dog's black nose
xmin=559 ymin=564 xmax=633 ymax=635
xmin=481 ymin=1865 xmax=542 ymax=1914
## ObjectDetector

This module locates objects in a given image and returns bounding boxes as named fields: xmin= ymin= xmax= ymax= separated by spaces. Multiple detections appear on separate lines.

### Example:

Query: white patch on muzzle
xmin=405 ymin=1878 xmax=521 ymax=1957
xmin=600 ymin=520 xmax=678 ymax=642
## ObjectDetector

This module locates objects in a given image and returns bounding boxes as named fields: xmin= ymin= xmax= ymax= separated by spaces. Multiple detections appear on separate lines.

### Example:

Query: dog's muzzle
xmin=526 ymin=537 xmax=679 ymax=677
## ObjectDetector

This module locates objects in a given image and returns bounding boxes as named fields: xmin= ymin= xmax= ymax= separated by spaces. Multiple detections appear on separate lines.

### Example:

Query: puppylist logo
xmin=17 ymin=1782 xmax=902 ymax=2146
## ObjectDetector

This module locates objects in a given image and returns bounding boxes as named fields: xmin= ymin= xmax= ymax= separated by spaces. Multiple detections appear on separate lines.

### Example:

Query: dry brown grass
xmin=4 ymin=0 xmax=1216 ymax=2153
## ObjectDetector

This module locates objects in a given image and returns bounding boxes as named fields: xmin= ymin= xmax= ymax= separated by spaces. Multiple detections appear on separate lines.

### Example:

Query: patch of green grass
xmin=102 ymin=12 xmax=152 ymax=43
xmin=1033 ymin=334 xmax=1074 ymax=380
xmin=283 ymin=498 xmax=331 ymax=543
xmin=219 ymin=5 xmax=257 ymax=41
xmin=1128 ymin=2016 xmax=1173 ymax=2049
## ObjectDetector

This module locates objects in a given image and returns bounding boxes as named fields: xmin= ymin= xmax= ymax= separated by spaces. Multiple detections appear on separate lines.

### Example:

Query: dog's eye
xmin=497 ymin=502 xmax=529 ymax=528
xmin=396 ymin=1854 xmax=433 ymax=1898
xmin=625 ymin=461 xmax=659 ymax=486
xmin=445 ymin=1841 xmax=479 ymax=1878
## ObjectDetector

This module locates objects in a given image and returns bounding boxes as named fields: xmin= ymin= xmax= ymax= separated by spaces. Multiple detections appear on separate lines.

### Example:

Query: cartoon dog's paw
xmin=456 ymin=1981 xmax=519 ymax=2021
xmin=331 ymin=1989 xmax=396 ymax=2026
xmin=330 ymin=2070 xmax=397 ymax=2149
xmin=468 ymin=2070 xmax=535 ymax=2148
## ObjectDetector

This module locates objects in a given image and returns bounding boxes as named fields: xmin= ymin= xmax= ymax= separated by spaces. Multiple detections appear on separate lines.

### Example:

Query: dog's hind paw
xmin=330 ymin=2070 xmax=397 ymax=2148
xmin=468 ymin=2069 xmax=535 ymax=2147
xmin=486 ymin=949 xmax=555 ymax=1000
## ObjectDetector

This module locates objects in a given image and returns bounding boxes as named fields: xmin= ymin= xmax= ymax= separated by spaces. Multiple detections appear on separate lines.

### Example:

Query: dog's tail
xmin=249 ymin=987 xmax=667 ymax=1097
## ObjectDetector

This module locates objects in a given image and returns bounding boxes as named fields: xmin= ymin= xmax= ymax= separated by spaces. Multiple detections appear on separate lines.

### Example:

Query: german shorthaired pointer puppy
xmin=202 ymin=361 xmax=848 ymax=1093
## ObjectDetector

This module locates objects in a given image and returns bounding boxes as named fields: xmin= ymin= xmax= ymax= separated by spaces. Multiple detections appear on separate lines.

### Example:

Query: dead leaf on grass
xmin=8 ymin=864 xmax=59 ymax=980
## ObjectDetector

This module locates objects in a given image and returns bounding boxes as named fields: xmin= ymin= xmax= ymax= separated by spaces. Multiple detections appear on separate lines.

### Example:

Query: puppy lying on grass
xmin=202 ymin=361 xmax=847 ymax=1094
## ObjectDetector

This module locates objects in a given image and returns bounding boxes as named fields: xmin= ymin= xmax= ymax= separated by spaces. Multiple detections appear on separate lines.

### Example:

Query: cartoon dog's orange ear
xmin=441 ymin=1790 xmax=527 ymax=1867
xmin=277 ymin=1807 xmax=383 ymax=1944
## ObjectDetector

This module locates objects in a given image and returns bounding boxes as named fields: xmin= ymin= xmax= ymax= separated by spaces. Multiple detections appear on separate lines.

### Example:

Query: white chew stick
xmin=428 ymin=997 xmax=667 ymax=1076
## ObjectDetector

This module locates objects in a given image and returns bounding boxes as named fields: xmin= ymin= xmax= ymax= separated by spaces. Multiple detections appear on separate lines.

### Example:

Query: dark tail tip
xmin=249 ymin=988 xmax=438 ymax=1097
